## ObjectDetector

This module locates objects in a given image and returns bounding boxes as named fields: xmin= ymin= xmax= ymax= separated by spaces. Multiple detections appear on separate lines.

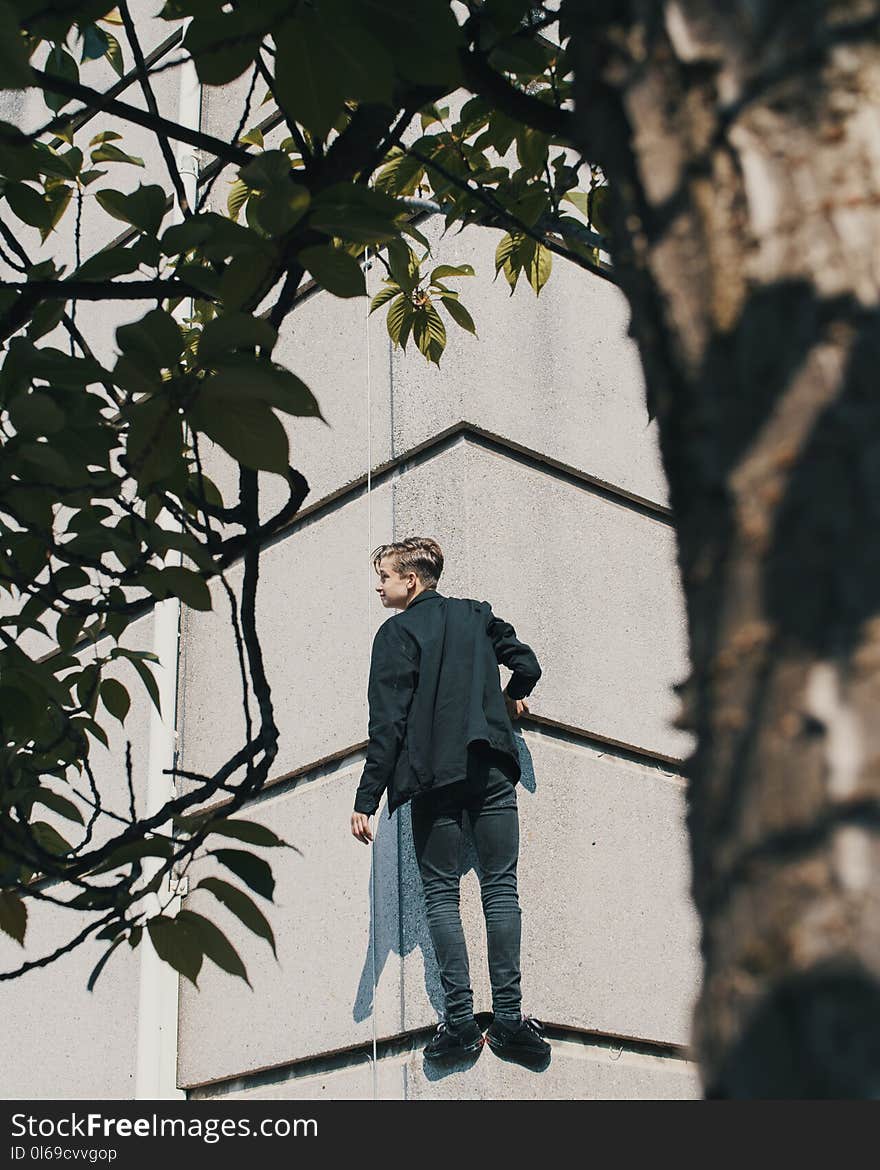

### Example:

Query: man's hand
xmin=504 ymin=690 xmax=529 ymax=721
xmin=351 ymin=811 xmax=374 ymax=843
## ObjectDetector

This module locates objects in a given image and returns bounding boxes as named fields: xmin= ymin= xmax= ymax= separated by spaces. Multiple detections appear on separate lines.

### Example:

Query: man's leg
xmin=466 ymin=756 xmax=523 ymax=1025
xmin=410 ymin=784 xmax=476 ymax=1027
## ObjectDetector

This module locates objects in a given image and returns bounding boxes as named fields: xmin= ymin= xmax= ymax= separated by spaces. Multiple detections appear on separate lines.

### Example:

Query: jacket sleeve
xmin=353 ymin=620 xmax=419 ymax=815
xmin=485 ymin=603 xmax=542 ymax=700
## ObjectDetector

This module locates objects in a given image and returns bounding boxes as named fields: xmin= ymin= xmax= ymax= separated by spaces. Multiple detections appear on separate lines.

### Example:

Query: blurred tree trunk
xmin=565 ymin=0 xmax=880 ymax=1096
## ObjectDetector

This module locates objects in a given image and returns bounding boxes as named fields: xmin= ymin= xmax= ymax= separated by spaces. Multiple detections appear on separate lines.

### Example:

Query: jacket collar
xmin=405 ymin=588 xmax=441 ymax=611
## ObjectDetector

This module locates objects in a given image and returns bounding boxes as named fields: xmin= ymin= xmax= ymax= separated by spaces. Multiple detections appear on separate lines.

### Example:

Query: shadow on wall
xmin=352 ymin=735 xmax=537 ymax=1028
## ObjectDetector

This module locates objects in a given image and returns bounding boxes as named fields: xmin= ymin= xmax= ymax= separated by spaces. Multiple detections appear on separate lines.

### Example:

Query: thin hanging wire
xmin=365 ymin=243 xmax=379 ymax=1102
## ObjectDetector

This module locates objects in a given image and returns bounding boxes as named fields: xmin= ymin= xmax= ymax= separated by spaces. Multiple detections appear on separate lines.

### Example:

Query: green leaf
xmin=200 ymin=356 xmax=324 ymax=420
xmin=369 ymin=283 xmax=401 ymax=314
xmin=96 ymin=185 xmax=166 ymax=234
xmin=386 ymin=293 xmax=412 ymax=347
xmin=89 ymin=130 xmax=123 ymax=147
xmin=210 ymin=848 xmax=275 ymax=900
xmin=117 ymin=309 xmax=183 ymax=369
xmin=26 ymin=297 xmax=64 ymax=341
xmin=188 ymin=395 xmax=289 ymax=475
xmin=0 ymin=121 xmax=40 ymax=181
xmin=413 ymin=301 xmax=447 ymax=364
xmin=299 ymin=245 xmax=366 ymax=298
xmin=0 ymin=1 xmax=34 ymax=88
xmin=274 ymin=11 xmax=347 ymax=138
xmin=100 ymin=678 xmax=131 ymax=723
xmin=238 ymin=150 xmax=293 ymax=190
xmin=31 ymin=821 xmax=73 ymax=856
xmin=90 ymin=142 xmax=144 ymax=167
xmin=358 ymin=0 xmax=462 ymax=85
xmin=374 ymin=147 xmax=425 ymax=197
xmin=80 ymin=23 xmax=109 ymax=62
xmin=5 ymin=181 xmax=51 ymax=228
xmin=516 ymin=128 xmax=550 ymax=177
xmin=198 ymin=312 xmax=277 ymax=363
xmin=218 ymin=248 xmax=275 ymax=311
xmin=226 ymin=177 xmax=248 ymax=221
xmin=526 ymin=242 xmax=552 ymax=295
xmin=182 ymin=10 xmax=262 ymax=86
xmin=0 ymin=891 xmax=27 ymax=945
xmin=589 ymin=185 xmax=612 ymax=237
xmin=207 ymin=818 xmax=292 ymax=848
xmin=75 ymin=237 xmax=152 ymax=282
xmin=8 ymin=390 xmax=65 ymax=436
xmin=196 ymin=875 xmax=277 ymax=957
xmin=430 ymin=264 xmax=475 ymax=282
xmin=147 ymin=915 xmax=203 ymax=987
xmin=309 ymin=182 xmax=403 ymax=244
xmin=494 ymin=232 xmax=517 ymax=273
xmin=39 ymin=184 xmax=72 ymax=242
xmin=488 ymin=34 xmax=549 ymax=77
xmin=440 ymin=295 xmax=477 ymax=335
xmin=43 ymin=45 xmax=79 ymax=114
xmin=104 ymin=30 xmax=124 ymax=78
xmin=562 ymin=190 xmax=589 ymax=217
xmin=56 ymin=609 xmax=85 ymax=650
xmin=246 ymin=185 xmax=310 ymax=237
xmin=175 ymin=909 xmax=250 ymax=985
xmin=161 ymin=212 xmax=255 ymax=260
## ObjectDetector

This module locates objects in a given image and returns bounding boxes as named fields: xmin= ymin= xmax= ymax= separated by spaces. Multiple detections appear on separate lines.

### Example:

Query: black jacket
xmin=353 ymin=588 xmax=542 ymax=816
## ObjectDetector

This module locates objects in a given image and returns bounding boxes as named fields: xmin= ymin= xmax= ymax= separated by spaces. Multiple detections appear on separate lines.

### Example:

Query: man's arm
xmin=486 ymin=604 xmax=542 ymax=700
xmin=353 ymin=620 xmax=419 ymax=817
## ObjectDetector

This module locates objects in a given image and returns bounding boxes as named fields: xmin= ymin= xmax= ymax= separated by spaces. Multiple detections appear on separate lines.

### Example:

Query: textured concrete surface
xmin=177 ymin=760 xmax=403 ymax=1088
xmin=176 ymin=479 xmax=394 ymax=789
xmin=199 ymin=1058 xmax=406 ymax=1101
xmin=393 ymin=440 xmax=692 ymax=761
xmin=178 ymin=725 xmax=699 ymax=1091
xmin=399 ymin=729 xmax=701 ymax=1049
xmin=195 ymin=1035 xmax=700 ymax=1100
xmin=0 ymin=891 xmax=142 ymax=1099
xmin=196 ymin=78 xmax=664 ymax=530
xmin=405 ymin=1034 xmax=701 ymax=1100
xmin=389 ymin=216 xmax=667 ymax=508
xmin=178 ymin=435 xmax=690 ymax=799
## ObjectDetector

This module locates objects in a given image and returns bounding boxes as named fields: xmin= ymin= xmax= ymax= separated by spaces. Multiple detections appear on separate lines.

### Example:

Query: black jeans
xmin=410 ymin=748 xmax=522 ymax=1027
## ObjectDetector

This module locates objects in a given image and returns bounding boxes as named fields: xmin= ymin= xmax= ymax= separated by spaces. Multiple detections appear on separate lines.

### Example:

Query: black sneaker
xmin=424 ymin=1017 xmax=485 ymax=1059
xmin=486 ymin=1015 xmax=551 ymax=1061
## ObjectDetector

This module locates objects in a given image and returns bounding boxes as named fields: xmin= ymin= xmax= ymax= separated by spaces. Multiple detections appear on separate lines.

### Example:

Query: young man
xmin=350 ymin=536 xmax=550 ymax=1063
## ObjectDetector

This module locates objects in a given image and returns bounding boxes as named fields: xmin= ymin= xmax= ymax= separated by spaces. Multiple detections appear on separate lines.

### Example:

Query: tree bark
xmin=565 ymin=0 xmax=880 ymax=1096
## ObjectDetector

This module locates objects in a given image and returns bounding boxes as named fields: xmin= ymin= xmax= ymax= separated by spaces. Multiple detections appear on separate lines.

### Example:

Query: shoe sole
xmin=425 ymin=1035 xmax=485 ymax=1059
xmin=486 ymin=1033 xmax=550 ymax=1058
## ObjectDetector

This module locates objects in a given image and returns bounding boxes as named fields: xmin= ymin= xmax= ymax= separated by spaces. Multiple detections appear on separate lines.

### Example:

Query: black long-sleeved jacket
xmin=353 ymin=588 xmax=542 ymax=816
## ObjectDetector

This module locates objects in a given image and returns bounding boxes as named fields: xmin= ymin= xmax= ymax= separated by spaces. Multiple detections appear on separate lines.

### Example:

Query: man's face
xmin=376 ymin=557 xmax=416 ymax=610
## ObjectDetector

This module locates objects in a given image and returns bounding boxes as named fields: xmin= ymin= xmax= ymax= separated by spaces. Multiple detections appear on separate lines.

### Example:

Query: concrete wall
xmin=173 ymin=74 xmax=703 ymax=1098
xmin=1 ymin=8 xmax=704 ymax=1099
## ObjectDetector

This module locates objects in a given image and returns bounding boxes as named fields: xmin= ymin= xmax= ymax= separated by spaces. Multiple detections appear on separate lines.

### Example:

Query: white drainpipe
xmin=134 ymin=47 xmax=202 ymax=1101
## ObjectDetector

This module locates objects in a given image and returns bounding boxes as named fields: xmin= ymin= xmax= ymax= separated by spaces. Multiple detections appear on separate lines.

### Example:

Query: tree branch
xmin=119 ymin=0 xmax=192 ymax=217
xmin=29 ymin=68 xmax=253 ymax=168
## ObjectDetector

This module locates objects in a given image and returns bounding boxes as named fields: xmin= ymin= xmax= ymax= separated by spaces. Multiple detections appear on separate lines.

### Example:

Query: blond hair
xmin=371 ymin=537 xmax=444 ymax=589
